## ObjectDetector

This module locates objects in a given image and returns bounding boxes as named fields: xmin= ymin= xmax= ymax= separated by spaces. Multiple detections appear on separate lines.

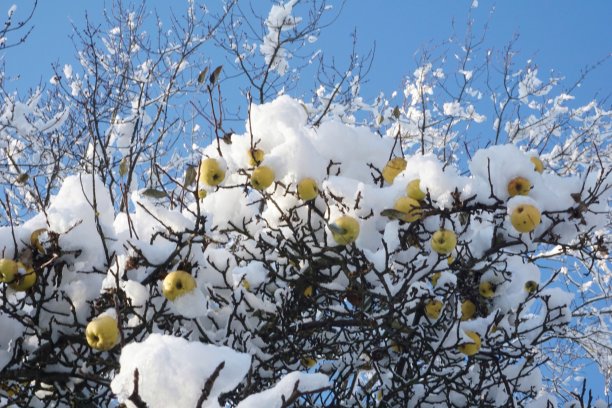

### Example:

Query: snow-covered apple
xmin=382 ymin=157 xmax=407 ymax=184
xmin=9 ymin=263 xmax=36 ymax=291
xmin=425 ymin=299 xmax=443 ymax=320
xmin=457 ymin=331 xmax=481 ymax=356
xmin=297 ymin=178 xmax=318 ymax=201
xmin=251 ymin=166 xmax=275 ymax=191
xmin=406 ymin=179 xmax=426 ymax=201
xmin=247 ymin=148 xmax=265 ymax=166
xmin=507 ymin=176 xmax=531 ymax=197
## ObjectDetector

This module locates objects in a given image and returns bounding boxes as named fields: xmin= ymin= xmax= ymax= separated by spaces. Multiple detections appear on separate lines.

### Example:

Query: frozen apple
xmin=251 ymin=166 xmax=275 ymax=191
xmin=393 ymin=196 xmax=422 ymax=222
xmin=0 ymin=259 xmax=18 ymax=284
xmin=425 ymin=299 xmax=443 ymax=320
xmin=457 ymin=331 xmax=481 ymax=356
xmin=530 ymin=156 xmax=544 ymax=173
xmin=479 ymin=281 xmax=495 ymax=299
xmin=382 ymin=157 xmax=407 ymax=184
xmin=406 ymin=179 xmax=426 ymax=201
xmin=9 ymin=263 xmax=37 ymax=291
xmin=162 ymin=270 xmax=197 ymax=301
xmin=297 ymin=178 xmax=318 ymax=201
xmin=86 ymin=315 xmax=120 ymax=351
xmin=430 ymin=229 xmax=457 ymax=255
xmin=199 ymin=158 xmax=226 ymax=187
xmin=510 ymin=204 xmax=541 ymax=233
xmin=247 ymin=148 xmax=265 ymax=166
xmin=330 ymin=215 xmax=360 ymax=245
xmin=507 ymin=176 xmax=531 ymax=197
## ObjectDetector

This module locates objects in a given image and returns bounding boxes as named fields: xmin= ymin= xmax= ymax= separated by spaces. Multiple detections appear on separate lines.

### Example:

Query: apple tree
xmin=0 ymin=1 xmax=610 ymax=407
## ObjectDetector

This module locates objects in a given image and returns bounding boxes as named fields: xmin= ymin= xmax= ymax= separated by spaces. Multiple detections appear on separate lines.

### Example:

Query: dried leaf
xmin=119 ymin=157 xmax=129 ymax=177
xmin=16 ymin=173 xmax=29 ymax=184
xmin=209 ymin=65 xmax=223 ymax=85
xmin=328 ymin=223 xmax=347 ymax=235
xmin=184 ymin=165 xmax=196 ymax=187
xmin=380 ymin=208 xmax=405 ymax=220
xmin=197 ymin=67 xmax=209 ymax=84
xmin=141 ymin=188 xmax=167 ymax=199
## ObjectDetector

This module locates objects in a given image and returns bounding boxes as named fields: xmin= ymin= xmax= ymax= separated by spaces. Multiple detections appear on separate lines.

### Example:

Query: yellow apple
xmin=479 ymin=281 xmax=495 ymax=298
xmin=507 ymin=176 xmax=531 ymax=197
xmin=199 ymin=158 xmax=226 ymax=187
xmin=241 ymin=279 xmax=251 ymax=291
xmin=9 ymin=263 xmax=36 ymax=291
xmin=251 ymin=165 xmax=275 ymax=191
xmin=162 ymin=270 xmax=197 ymax=301
xmin=197 ymin=189 xmax=207 ymax=200
xmin=406 ymin=179 xmax=426 ymax=201
xmin=330 ymin=215 xmax=360 ymax=245
xmin=524 ymin=280 xmax=538 ymax=293
xmin=457 ymin=331 xmax=481 ymax=356
xmin=0 ymin=258 xmax=18 ymax=284
xmin=430 ymin=272 xmax=441 ymax=286
xmin=510 ymin=204 xmax=541 ymax=233
xmin=85 ymin=315 xmax=120 ymax=351
xmin=425 ymin=299 xmax=443 ymax=320
xmin=393 ymin=197 xmax=422 ymax=222
xmin=382 ymin=157 xmax=407 ymax=184
xmin=461 ymin=300 xmax=476 ymax=321
xmin=297 ymin=178 xmax=318 ymax=201
xmin=247 ymin=148 xmax=265 ymax=166
xmin=30 ymin=228 xmax=48 ymax=254
xmin=303 ymin=285 xmax=314 ymax=297
xmin=530 ymin=156 xmax=544 ymax=173
xmin=301 ymin=357 xmax=317 ymax=368
xmin=430 ymin=229 xmax=457 ymax=255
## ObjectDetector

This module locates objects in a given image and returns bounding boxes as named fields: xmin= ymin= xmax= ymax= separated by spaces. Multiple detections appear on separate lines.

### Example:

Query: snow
xmin=236 ymin=372 xmax=330 ymax=408
xmin=111 ymin=334 xmax=251 ymax=408
xmin=260 ymin=0 xmax=302 ymax=76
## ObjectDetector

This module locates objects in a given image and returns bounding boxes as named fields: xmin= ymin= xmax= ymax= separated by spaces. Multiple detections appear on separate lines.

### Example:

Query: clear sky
xmin=2 ymin=0 xmax=610 ymax=103
xmin=2 ymin=0 xmax=611 ymax=401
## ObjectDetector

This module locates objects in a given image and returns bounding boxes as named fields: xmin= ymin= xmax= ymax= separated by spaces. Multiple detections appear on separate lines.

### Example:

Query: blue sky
xmin=2 ymin=0 xmax=611 ymax=402
xmin=2 ymin=0 xmax=610 ymax=103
